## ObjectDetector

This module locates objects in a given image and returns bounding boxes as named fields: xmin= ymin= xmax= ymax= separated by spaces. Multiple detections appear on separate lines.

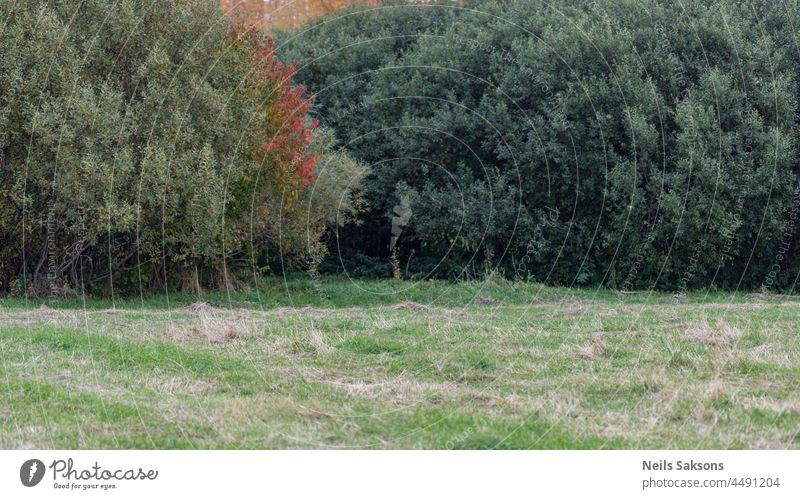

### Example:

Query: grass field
xmin=1 ymin=278 xmax=798 ymax=449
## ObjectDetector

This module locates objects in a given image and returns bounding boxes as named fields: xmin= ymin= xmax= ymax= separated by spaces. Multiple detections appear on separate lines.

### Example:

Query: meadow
xmin=1 ymin=278 xmax=798 ymax=449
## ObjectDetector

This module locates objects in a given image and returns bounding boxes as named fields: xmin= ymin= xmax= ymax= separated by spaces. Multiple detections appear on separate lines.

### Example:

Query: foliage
xmin=280 ymin=0 xmax=800 ymax=290
xmin=0 ymin=0 xmax=364 ymax=295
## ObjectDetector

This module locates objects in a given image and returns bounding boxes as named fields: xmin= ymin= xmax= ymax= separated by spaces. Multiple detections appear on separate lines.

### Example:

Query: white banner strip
xmin=1 ymin=450 xmax=797 ymax=498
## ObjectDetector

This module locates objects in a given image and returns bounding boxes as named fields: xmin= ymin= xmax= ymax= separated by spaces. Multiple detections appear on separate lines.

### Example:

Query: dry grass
xmin=167 ymin=307 xmax=261 ymax=344
xmin=308 ymin=329 xmax=333 ymax=356
xmin=687 ymin=317 xmax=741 ymax=347
xmin=575 ymin=334 xmax=609 ymax=360
xmin=389 ymin=301 xmax=432 ymax=311
xmin=321 ymin=376 xmax=449 ymax=405
xmin=182 ymin=301 xmax=219 ymax=314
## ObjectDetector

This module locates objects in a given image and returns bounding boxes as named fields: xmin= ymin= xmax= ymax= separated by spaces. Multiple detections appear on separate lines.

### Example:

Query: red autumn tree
xmin=234 ymin=30 xmax=319 ymax=200
xmin=256 ymin=34 xmax=318 ymax=189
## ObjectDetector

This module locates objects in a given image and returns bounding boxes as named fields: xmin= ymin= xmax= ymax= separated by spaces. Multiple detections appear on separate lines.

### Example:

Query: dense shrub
xmin=0 ymin=0 xmax=364 ymax=295
xmin=280 ymin=0 xmax=800 ymax=290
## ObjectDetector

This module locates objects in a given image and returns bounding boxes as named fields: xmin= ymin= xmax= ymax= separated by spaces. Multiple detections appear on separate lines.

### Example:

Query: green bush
xmin=280 ymin=0 xmax=800 ymax=290
xmin=0 ymin=0 xmax=364 ymax=295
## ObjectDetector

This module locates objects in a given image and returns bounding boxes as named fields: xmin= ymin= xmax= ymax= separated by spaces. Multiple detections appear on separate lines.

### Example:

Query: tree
xmin=280 ymin=0 xmax=800 ymax=289
xmin=0 ymin=0 xmax=364 ymax=295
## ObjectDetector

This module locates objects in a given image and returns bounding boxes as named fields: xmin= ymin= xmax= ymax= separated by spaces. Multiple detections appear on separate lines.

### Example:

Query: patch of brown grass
xmin=182 ymin=301 xmax=216 ymax=313
xmin=390 ymin=301 xmax=432 ymax=311
xmin=308 ymin=330 xmax=333 ymax=356
xmin=576 ymin=334 xmax=609 ymax=360
xmin=268 ymin=330 xmax=334 ymax=357
xmin=751 ymin=343 xmax=777 ymax=353
xmin=537 ymin=305 xmax=591 ymax=319
xmin=167 ymin=310 xmax=259 ymax=344
xmin=322 ymin=376 xmax=451 ymax=405
xmin=688 ymin=318 xmax=740 ymax=347
xmin=142 ymin=377 xmax=216 ymax=395
xmin=640 ymin=365 xmax=667 ymax=393
xmin=294 ymin=403 xmax=336 ymax=420
xmin=748 ymin=292 xmax=800 ymax=302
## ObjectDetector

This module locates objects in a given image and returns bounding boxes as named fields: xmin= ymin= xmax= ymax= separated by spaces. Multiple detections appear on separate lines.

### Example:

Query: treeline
xmin=278 ymin=0 xmax=800 ymax=290
xmin=0 ymin=0 xmax=364 ymax=296
xmin=3 ymin=0 xmax=800 ymax=296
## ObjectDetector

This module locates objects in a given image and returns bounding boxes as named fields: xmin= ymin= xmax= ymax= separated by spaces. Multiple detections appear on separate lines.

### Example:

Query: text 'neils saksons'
xmin=643 ymin=460 xmax=724 ymax=471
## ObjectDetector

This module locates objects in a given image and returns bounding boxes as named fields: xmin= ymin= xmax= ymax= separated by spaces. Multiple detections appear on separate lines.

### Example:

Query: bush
xmin=0 ymin=0 xmax=364 ymax=295
xmin=280 ymin=0 xmax=800 ymax=290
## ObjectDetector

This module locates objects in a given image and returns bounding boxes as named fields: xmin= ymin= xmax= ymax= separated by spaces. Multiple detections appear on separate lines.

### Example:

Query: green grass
xmin=1 ymin=278 xmax=798 ymax=449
